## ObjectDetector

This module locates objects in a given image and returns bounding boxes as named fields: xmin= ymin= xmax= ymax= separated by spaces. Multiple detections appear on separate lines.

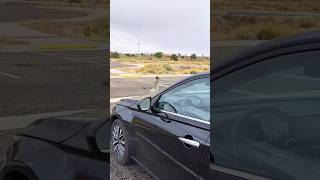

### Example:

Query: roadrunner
xmin=143 ymin=76 xmax=160 ymax=96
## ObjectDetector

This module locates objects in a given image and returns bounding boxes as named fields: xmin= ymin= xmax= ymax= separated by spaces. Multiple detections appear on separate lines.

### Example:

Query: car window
xmin=212 ymin=50 xmax=320 ymax=180
xmin=155 ymin=77 xmax=210 ymax=122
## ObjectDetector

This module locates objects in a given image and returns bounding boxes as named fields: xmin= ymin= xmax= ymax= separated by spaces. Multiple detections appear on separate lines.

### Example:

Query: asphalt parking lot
xmin=110 ymin=76 xmax=185 ymax=99
xmin=0 ymin=50 xmax=107 ymax=117
xmin=0 ymin=1 xmax=87 ymax=23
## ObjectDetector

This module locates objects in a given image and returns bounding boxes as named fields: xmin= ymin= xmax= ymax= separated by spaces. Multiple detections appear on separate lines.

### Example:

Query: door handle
xmin=160 ymin=116 xmax=171 ymax=123
xmin=178 ymin=137 xmax=200 ymax=148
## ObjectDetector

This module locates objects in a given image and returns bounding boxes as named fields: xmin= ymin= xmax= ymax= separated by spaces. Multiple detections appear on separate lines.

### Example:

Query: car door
xmin=133 ymin=75 xmax=210 ymax=180
xmin=211 ymin=48 xmax=320 ymax=180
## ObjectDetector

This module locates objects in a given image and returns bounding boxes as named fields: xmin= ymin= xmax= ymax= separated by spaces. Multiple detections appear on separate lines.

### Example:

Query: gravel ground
xmin=110 ymin=151 xmax=154 ymax=180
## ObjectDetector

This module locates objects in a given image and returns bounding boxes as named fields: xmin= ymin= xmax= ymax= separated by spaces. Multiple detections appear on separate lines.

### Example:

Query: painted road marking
xmin=0 ymin=72 xmax=20 ymax=80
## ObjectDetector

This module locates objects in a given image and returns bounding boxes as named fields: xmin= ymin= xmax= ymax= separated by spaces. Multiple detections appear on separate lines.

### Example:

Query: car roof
xmin=214 ymin=31 xmax=320 ymax=71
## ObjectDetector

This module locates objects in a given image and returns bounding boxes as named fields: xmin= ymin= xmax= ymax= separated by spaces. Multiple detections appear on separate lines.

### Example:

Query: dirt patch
xmin=110 ymin=151 xmax=154 ymax=180
xmin=21 ymin=17 xmax=108 ymax=42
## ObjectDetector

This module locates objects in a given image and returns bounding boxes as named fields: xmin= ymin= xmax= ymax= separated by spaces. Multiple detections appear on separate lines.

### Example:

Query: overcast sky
xmin=111 ymin=0 xmax=210 ymax=56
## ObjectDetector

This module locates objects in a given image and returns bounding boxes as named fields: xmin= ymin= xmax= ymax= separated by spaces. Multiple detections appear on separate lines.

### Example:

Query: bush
xmin=136 ymin=64 xmax=174 ymax=74
xmin=235 ymin=28 xmax=252 ymax=40
xmin=154 ymin=52 xmax=163 ymax=58
xmin=299 ymin=18 xmax=317 ymax=28
xmin=190 ymin=70 xmax=199 ymax=74
xmin=256 ymin=23 xmax=282 ymax=40
xmin=125 ymin=53 xmax=135 ymax=57
xmin=163 ymin=64 xmax=173 ymax=71
xmin=111 ymin=51 xmax=120 ymax=59
xmin=170 ymin=54 xmax=178 ymax=61
xmin=191 ymin=54 xmax=197 ymax=60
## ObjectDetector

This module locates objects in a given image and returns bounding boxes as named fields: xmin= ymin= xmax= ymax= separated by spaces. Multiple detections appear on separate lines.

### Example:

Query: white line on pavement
xmin=0 ymin=72 xmax=20 ymax=80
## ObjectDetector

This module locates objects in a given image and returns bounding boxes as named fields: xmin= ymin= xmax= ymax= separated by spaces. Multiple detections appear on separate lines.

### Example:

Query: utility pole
xmin=137 ymin=43 xmax=140 ymax=54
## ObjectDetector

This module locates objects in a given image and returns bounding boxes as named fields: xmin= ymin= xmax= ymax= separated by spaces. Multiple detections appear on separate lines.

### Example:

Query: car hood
xmin=23 ymin=117 xmax=92 ymax=143
xmin=22 ymin=109 xmax=106 ymax=143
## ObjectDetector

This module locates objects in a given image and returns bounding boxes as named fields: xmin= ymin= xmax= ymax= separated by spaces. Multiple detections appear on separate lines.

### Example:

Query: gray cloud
xmin=111 ymin=0 xmax=209 ymax=56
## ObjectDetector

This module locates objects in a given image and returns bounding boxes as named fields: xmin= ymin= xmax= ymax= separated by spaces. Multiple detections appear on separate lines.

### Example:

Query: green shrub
xmin=191 ymin=54 xmax=197 ymax=60
xmin=163 ymin=64 xmax=173 ymax=71
xmin=299 ymin=18 xmax=317 ymax=28
xmin=170 ymin=54 xmax=178 ymax=61
xmin=256 ymin=23 xmax=281 ymax=40
xmin=235 ymin=29 xmax=252 ymax=40
xmin=190 ymin=70 xmax=198 ymax=74
xmin=111 ymin=51 xmax=120 ymax=59
xmin=154 ymin=52 xmax=163 ymax=58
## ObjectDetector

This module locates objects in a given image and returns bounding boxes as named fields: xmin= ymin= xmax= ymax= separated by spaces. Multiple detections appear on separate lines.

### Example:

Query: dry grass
xmin=114 ymin=58 xmax=209 ymax=75
xmin=21 ymin=17 xmax=108 ymax=42
xmin=212 ymin=16 xmax=320 ymax=40
xmin=135 ymin=64 xmax=208 ymax=75
xmin=0 ymin=36 xmax=29 ymax=46
xmin=212 ymin=0 xmax=320 ymax=13
xmin=39 ymin=44 xmax=97 ymax=50
xmin=29 ymin=0 xmax=108 ymax=5
xmin=211 ymin=0 xmax=320 ymax=40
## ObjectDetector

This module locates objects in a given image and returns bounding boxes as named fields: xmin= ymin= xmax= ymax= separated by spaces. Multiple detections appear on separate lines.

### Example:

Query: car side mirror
xmin=138 ymin=97 xmax=151 ymax=111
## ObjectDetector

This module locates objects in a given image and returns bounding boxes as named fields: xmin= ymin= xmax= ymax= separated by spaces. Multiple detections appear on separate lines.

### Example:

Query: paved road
xmin=0 ymin=1 xmax=107 ymax=51
xmin=110 ymin=76 xmax=185 ymax=98
xmin=0 ymin=50 xmax=106 ymax=117
xmin=111 ymin=61 xmax=138 ymax=68
xmin=0 ymin=1 xmax=87 ymax=23
xmin=212 ymin=40 xmax=266 ymax=61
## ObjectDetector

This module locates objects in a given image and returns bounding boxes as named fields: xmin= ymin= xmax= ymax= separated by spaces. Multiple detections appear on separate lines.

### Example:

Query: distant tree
xmin=125 ymin=53 xmax=135 ymax=57
xmin=154 ymin=52 xmax=163 ymax=58
xmin=170 ymin=54 xmax=178 ymax=61
xmin=111 ymin=51 xmax=120 ymax=58
xmin=191 ymin=54 xmax=197 ymax=60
